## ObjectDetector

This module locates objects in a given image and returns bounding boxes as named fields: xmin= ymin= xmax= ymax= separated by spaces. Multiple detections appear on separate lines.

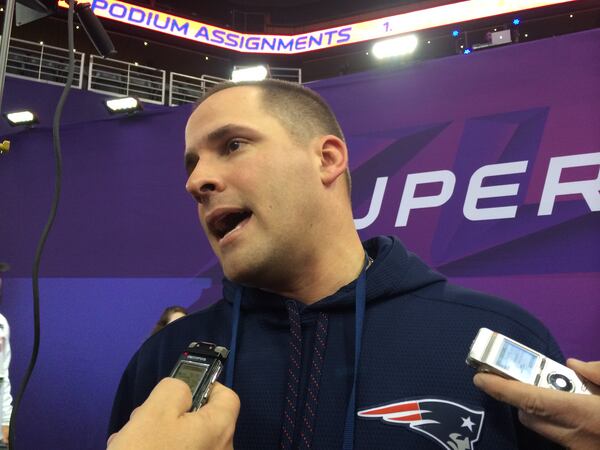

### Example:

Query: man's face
xmin=184 ymin=86 xmax=322 ymax=286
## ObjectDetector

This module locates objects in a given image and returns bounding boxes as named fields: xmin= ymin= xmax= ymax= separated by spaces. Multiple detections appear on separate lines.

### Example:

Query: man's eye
xmin=226 ymin=139 xmax=245 ymax=153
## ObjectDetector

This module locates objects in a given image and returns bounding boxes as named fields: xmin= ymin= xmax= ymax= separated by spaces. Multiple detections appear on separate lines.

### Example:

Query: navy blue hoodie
xmin=109 ymin=236 xmax=564 ymax=449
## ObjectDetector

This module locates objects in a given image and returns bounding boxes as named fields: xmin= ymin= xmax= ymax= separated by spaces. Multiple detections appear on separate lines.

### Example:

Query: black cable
xmin=8 ymin=0 xmax=76 ymax=447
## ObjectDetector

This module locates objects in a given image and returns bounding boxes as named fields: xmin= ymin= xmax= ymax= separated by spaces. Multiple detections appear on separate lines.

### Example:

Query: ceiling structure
xmin=139 ymin=0 xmax=430 ymax=28
xmin=2 ymin=0 xmax=600 ymax=82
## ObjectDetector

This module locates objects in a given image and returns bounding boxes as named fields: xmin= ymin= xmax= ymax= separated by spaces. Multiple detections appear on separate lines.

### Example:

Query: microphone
xmin=75 ymin=2 xmax=116 ymax=57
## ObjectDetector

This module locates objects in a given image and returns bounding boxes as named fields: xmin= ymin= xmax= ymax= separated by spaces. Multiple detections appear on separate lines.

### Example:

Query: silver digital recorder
xmin=467 ymin=328 xmax=590 ymax=395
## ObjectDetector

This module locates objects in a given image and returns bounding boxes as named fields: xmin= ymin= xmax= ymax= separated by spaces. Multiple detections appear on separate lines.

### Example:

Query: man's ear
xmin=318 ymin=135 xmax=348 ymax=187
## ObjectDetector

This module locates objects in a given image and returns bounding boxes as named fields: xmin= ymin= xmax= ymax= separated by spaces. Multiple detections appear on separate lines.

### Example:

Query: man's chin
xmin=219 ymin=244 xmax=275 ymax=285
xmin=222 ymin=262 xmax=265 ymax=287
xmin=222 ymin=259 xmax=251 ymax=283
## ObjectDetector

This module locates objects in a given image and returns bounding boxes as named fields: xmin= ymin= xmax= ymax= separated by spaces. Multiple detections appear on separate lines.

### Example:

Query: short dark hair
xmin=195 ymin=80 xmax=352 ymax=194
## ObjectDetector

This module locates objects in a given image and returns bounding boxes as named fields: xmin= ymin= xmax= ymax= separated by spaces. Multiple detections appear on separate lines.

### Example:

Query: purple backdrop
xmin=0 ymin=29 xmax=598 ymax=450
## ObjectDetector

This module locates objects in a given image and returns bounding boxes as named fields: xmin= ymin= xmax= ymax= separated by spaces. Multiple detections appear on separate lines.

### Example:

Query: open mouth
xmin=209 ymin=209 xmax=252 ymax=241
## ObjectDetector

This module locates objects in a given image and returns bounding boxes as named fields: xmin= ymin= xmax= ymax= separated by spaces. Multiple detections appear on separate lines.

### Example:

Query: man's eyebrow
xmin=206 ymin=124 xmax=257 ymax=144
xmin=184 ymin=124 xmax=261 ymax=171
xmin=184 ymin=124 xmax=259 ymax=155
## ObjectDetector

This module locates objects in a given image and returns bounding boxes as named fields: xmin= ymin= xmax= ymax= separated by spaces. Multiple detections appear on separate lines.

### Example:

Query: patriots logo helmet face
xmin=358 ymin=398 xmax=485 ymax=450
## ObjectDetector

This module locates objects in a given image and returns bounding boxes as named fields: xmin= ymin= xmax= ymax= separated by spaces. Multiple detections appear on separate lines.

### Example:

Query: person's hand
xmin=474 ymin=359 xmax=600 ymax=450
xmin=1 ymin=425 xmax=8 ymax=445
xmin=107 ymin=378 xmax=240 ymax=450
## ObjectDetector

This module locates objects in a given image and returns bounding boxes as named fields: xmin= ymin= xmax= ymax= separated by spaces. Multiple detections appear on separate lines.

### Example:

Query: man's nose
xmin=185 ymin=161 xmax=225 ymax=204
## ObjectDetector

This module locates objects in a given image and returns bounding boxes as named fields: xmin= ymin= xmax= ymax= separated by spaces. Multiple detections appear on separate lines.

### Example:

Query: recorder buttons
xmin=547 ymin=373 xmax=574 ymax=392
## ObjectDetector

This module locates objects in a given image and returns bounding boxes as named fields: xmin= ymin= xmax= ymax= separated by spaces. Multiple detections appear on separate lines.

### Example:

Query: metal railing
xmin=3 ymin=37 xmax=303 ymax=107
xmin=88 ymin=55 xmax=166 ymax=105
xmin=3 ymin=37 xmax=85 ymax=88
xmin=169 ymin=73 xmax=227 ymax=106
xmin=269 ymin=67 xmax=302 ymax=84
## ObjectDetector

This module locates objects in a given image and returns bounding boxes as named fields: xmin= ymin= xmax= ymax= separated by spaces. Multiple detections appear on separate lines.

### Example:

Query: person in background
xmin=150 ymin=306 xmax=188 ymax=335
xmin=0 ymin=263 xmax=13 ymax=449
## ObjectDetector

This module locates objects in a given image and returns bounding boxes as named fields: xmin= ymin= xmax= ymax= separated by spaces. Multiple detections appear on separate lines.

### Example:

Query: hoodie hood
xmin=222 ymin=235 xmax=446 ymax=311
xmin=222 ymin=235 xmax=447 ymax=450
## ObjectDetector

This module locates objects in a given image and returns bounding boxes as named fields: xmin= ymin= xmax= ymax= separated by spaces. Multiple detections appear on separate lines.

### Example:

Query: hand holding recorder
xmin=169 ymin=341 xmax=230 ymax=410
xmin=468 ymin=328 xmax=600 ymax=450
xmin=467 ymin=328 xmax=590 ymax=394
xmin=108 ymin=341 xmax=237 ymax=450
xmin=106 ymin=378 xmax=240 ymax=450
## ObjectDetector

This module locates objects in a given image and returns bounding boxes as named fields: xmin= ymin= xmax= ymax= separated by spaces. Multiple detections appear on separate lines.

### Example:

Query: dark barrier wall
xmin=0 ymin=29 xmax=598 ymax=450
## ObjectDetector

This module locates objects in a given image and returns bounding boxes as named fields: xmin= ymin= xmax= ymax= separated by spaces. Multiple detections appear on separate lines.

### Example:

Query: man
xmin=109 ymin=80 xmax=570 ymax=449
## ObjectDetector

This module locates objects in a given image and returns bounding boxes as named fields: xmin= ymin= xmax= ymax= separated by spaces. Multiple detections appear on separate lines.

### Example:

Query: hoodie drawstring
xmin=280 ymin=300 xmax=302 ymax=449
xmin=298 ymin=311 xmax=329 ymax=449
xmin=225 ymin=253 xmax=369 ymax=450
xmin=280 ymin=301 xmax=330 ymax=450
xmin=225 ymin=287 xmax=242 ymax=388
xmin=342 ymin=258 xmax=368 ymax=450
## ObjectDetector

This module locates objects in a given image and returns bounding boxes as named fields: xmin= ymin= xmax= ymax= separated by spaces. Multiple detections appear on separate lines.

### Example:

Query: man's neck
xmin=264 ymin=233 xmax=366 ymax=305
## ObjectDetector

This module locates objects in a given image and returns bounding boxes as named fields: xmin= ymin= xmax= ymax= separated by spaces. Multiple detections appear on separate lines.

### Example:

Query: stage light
xmin=144 ymin=41 xmax=148 ymax=46
xmin=104 ymin=97 xmax=142 ymax=114
xmin=372 ymin=34 xmax=418 ymax=59
xmin=464 ymin=48 xmax=472 ymax=54
xmin=231 ymin=65 xmax=268 ymax=82
xmin=4 ymin=110 xmax=39 ymax=126
xmin=512 ymin=18 xmax=520 ymax=25
xmin=452 ymin=30 xmax=460 ymax=37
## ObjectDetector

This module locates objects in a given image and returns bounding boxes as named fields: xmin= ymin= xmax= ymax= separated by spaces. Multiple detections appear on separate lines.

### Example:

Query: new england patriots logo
xmin=358 ymin=398 xmax=484 ymax=450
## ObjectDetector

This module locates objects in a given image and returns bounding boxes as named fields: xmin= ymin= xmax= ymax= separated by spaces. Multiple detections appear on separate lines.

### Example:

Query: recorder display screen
xmin=174 ymin=362 xmax=209 ymax=393
xmin=495 ymin=340 xmax=538 ymax=380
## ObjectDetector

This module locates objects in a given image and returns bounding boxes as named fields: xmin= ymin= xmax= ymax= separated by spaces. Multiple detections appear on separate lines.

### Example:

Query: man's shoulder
xmin=421 ymin=282 xmax=538 ymax=321
xmin=392 ymin=280 xmax=558 ymax=352
xmin=180 ymin=298 xmax=232 ymax=325
xmin=151 ymin=298 xmax=230 ymax=339
xmin=132 ymin=299 xmax=232 ymax=363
